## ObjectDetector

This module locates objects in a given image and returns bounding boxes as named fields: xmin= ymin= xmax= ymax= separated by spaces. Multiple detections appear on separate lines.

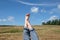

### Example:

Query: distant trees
xmin=42 ymin=19 xmax=60 ymax=25
xmin=0 ymin=25 xmax=15 ymax=27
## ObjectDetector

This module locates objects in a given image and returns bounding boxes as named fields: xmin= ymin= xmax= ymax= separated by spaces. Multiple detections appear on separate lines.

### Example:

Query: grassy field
xmin=0 ymin=25 xmax=60 ymax=40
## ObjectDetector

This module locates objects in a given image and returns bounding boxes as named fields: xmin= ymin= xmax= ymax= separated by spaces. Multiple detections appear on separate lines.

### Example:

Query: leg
xmin=23 ymin=28 xmax=30 ymax=40
xmin=26 ymin=14 xmax=39 ymax=40
xmin=23 ymin=14 xmax=30 ymax=40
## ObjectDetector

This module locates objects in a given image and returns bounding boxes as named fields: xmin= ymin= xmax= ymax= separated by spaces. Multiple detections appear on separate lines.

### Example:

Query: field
xmin=0 ymin=25 xmax=60 ymax=40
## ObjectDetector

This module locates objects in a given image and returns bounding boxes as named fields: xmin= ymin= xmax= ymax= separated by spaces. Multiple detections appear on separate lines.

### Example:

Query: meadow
xmin=0 ymin=25 xmax=60 ymax=40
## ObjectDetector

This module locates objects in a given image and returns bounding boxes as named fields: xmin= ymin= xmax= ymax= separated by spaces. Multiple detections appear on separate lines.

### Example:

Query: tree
xmin=42 ymin=19 xmax=60 ymax=25
xmin=42 ymin=22 xmax=46 ymax=25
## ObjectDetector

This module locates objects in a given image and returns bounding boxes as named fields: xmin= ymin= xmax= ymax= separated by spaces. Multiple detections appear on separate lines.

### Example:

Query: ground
xmin=0 ymin=25 xmax=60 ymax=40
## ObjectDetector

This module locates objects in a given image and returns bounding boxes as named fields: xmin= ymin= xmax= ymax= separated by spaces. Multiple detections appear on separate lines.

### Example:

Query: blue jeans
xmin=23 ymin=27 xmax=39 ymax=40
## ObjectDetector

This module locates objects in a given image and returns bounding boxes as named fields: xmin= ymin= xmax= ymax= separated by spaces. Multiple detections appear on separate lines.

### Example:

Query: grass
xmin=52 ymin=29 xmax=60 ymax=33
xmin=0 ymin=29 xmax=23 ymax=33
xmin=0 ymin=25 xmax=60 ymax=40
xmin=0 ymin=27 xmax=23 ymax=33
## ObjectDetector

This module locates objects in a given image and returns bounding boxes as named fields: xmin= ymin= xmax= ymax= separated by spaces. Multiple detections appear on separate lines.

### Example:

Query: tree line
xmin=42 ymin=19 xmax=60 ymax=25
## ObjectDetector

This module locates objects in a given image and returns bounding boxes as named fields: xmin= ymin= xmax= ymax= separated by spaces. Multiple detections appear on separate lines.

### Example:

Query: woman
xmin=23 ymin=13 xmax=39 ymax=40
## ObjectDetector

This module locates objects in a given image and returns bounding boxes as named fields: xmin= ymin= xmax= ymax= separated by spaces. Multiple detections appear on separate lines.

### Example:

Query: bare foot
xmin=26 ymin=13 xmax=30 ymax=16
xmin=25 ymin=13 xmax=30 ymax=20
xmin=25 ymin=13 xmax=33 ymax=30
xmin=25 ymin=14 xmax=33 ymax=30
xmin=24 ymin=13 xmax=30 ymax=28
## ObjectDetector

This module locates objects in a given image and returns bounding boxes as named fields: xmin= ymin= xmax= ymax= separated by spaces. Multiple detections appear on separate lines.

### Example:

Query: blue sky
xmin=0 ymin=0 xmax=60 ymax=25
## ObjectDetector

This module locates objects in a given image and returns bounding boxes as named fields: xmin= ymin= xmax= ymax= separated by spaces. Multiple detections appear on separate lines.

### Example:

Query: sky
xmin=0 ymin=0 xmax=60 ymax=26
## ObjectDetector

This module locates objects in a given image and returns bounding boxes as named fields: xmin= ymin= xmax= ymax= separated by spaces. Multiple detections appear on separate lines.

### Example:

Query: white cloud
xmin=0 ymin=19 xmax=7 ymax=22
xmin=31 ymin=7 xmax=39 ymax=13
xmin=41 ymin=16 xmax=59 ymax=23
xmin=41 ymin=9 xmax=46 ymax=13
xmin=49 ymin=7 xmax=60 ymax=14
xmin=50 ymin=11 xmax=54 ymax=14
xmin=41 ymin=20 xmax=47 ymax=24
xmin=18 ymin=0 xmax=56 ymax=6
xmin=0 ymin=19 xmax=2 ymax=22
xmin=41 ymin=20 xmax=45 ymax=22
xmin=49 ymin=16 xmax=58 ymax=20
xmin=8 ymin=16 xmax=14 ymax=22
xmin=57 ymin=4 xmax=60 ymax=9
xmin=2 ymin=19 xmax=7 ymax=22
xmin=0 ymin=16 xmax=15 ymax=22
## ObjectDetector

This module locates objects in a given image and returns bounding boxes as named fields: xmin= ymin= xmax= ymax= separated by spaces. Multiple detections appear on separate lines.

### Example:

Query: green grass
xmin=0 ymin=29 xmax=23 ymax=33
xmin=0 ymin=27 xmax=23 ymax=33
xmin=0 ymin=25 xmax=60 ymax=40
xmin=52 ymin=30 xmax=60 ymax=33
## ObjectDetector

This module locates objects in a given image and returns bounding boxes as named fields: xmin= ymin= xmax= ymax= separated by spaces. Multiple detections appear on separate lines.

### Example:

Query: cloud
xmin=0 ymin=19 xmax=2 ymax=22
xmin=18 ymin=0 xmax=56 ymax=6
xmin=8 ymin=16 xmax=14 ymax=22
xmin=41 ymin=16 xmax=59 ymax=24
xmin=0 ymin=19 xmax=7 ymax=22
xmin=2 ymin=19 xmax=7 ymax=22
xmin=31 ymin=7 xmax=39 ymax=13
xmin=41 ymin=20 xmax=45 ymax=22
xmin=49 ymin=16 xmax=58 ymax=20
xmin=50 ymin=6 xmax=60 ymax=14
xmin=57 ymin=4 xmax=60 ymax=9
xmin=48 ymin=4 xmax=60 ymax=14
xmin=0 ymin=16 xmax=15 ymax=22
xmin=40 ymin=9 xmax=46 ymax=13
xmin=50 ymin=11 xmax=54 ymax=14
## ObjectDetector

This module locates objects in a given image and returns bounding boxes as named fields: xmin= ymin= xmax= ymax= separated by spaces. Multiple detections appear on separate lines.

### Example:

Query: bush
xmin=42 ymin=19 xmax=60 ymax=25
